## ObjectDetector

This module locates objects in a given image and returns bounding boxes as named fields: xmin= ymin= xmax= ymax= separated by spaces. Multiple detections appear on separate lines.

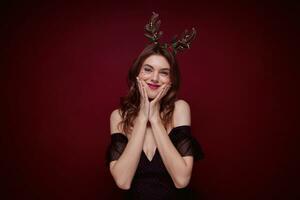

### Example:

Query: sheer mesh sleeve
xmin=170 ymin=126 xmax=204 ymax=161
xmin=105 ymin=133 xmax=128 ymax=167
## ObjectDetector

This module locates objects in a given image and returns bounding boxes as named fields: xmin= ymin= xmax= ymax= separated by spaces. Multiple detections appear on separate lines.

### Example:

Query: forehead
xmin=142 ymin=54 xmax=170 ymax=69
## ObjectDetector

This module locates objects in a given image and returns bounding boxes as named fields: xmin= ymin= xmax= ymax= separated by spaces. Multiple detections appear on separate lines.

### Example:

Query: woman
xmin=106 ymin=12 xmax=204 ymax=200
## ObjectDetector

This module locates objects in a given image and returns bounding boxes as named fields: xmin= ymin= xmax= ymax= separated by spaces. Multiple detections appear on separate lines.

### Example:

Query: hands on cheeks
xmin=136 ymin=77 xmax=171 ymax=123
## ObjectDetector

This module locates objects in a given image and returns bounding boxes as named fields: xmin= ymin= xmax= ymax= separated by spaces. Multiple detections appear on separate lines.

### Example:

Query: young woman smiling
xmin=106 ymin=12 xmax=204 ymax=200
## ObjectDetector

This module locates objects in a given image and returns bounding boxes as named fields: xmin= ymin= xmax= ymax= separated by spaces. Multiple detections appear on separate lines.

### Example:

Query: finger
xmin=140 ymin=79 xmax=145 ymax=99
xmin=143 ymin=85 xmax=148 ymax=103
xmin=163 ymin=84 xmax=171 ymax=96
xmin=153 ymin=84 xmax=167 ymax=103
xmin=159 ymin=84 xmax=171 ymax=100
xmin=136 ymin=77 xmax=142 ymax=96
xmin=138 ymin=78 xmax=149 ymax=104
xmin=160 ymin=86 xmax=169 ymax=100
xmin=136 ymin=77 xmax=145 ymax=100
xmin=140 ymin=79 xmax=148 ymax=89
xmin=141 ymin=81 xmax=148 ymax=102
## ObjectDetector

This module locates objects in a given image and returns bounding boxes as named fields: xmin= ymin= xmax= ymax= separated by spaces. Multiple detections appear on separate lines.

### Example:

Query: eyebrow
xmin=143 ymin=64 xmax=170 ymax=71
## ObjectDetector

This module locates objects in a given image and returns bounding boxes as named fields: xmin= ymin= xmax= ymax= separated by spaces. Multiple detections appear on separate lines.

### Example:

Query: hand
xmin=148 ymin=83 xmax=171 ymax=124
xmin=136 ymin=77 xmax=150 ymax=121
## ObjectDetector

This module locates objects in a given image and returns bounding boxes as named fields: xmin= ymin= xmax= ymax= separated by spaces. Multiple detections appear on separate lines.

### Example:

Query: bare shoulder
xmin=174 ymin=99 xmax=191 ymax=114
xmin=110 ymin=109 xmax=124 ymax=134
xmin=173 ymin=99 xmax=191 ymax=127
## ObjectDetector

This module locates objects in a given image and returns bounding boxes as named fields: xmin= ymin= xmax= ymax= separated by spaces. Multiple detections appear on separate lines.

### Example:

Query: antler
xmin=144 ymin=12 xmax=163 ymax=44
xmin=171 ymin=28 xmax=197 ymax=54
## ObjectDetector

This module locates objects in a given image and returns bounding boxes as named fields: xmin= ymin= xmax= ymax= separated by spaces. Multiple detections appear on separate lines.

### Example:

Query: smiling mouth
xmin=147 ymin=83 xmax=160 ymax=90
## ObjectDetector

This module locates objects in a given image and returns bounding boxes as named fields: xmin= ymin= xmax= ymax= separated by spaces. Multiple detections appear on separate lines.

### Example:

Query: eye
xmin=160 ymin=71 xmax=169 ymax=76
xmin=144 ymin=67 xmax=152 ymax=72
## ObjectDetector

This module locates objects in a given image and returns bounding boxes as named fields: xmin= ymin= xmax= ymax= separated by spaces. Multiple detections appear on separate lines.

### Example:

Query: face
xmin=138 ymin=54 xmax=171 ymax=99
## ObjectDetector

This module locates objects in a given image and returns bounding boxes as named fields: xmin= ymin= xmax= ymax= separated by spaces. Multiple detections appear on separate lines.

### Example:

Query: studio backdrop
xmin=3 ymin=1 xmax=298 ymax=200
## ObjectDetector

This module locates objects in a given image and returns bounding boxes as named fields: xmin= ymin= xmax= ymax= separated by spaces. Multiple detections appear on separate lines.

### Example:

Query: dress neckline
xmin=111 ymin=125 xmax=190 ymax=139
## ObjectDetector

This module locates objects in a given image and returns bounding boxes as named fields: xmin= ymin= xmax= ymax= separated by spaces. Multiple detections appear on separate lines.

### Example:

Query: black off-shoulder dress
xmin=106 ymin=125 xmax=204 ymax=200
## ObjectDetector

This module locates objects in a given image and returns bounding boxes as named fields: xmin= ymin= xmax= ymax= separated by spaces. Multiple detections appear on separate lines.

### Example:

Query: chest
xmin=142 ymin=125 xmax=172 ymax=161
xmin=143 ymin=128 xmax=156 ymax=157
xmin=126 ymin=123 xmax=173 ymax=161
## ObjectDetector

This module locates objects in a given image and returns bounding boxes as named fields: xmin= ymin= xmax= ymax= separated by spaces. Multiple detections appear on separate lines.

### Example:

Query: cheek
xmin=139 ymin=71 xmax=150 ymax=80
xmin=161 ymin=76 xmax=171 ymax=84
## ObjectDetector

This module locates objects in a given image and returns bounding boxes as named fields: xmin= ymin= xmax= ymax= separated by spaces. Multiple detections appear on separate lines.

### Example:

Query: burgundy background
xmin=2 ymin=1 xmax=299 ymax=200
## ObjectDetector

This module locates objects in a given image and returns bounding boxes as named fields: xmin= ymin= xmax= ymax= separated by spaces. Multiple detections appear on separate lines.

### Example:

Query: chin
xmin=147 ymin=92 xmax=158 ymax=99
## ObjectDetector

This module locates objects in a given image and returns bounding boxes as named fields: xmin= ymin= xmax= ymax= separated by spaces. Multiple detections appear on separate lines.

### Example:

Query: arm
xmin=109 ymin=109 xmax=147 ymax=190
xmin=109 ymin=77 xmax=149 ymax=190
xmin=150 ymin=100 xmax=194 ymax=188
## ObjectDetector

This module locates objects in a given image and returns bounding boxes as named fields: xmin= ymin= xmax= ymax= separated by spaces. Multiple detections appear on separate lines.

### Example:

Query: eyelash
xmin=144 ymin=68 xmax=169 ymax=76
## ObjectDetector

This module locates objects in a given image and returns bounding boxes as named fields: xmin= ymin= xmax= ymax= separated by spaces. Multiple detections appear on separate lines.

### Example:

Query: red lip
xmin=147 ymin=83 xmax=160 ymax=90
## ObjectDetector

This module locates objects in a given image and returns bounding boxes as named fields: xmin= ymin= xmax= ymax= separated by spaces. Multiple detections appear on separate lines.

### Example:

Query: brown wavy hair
xmin=119 ymin=43 xmax=181 ymax=134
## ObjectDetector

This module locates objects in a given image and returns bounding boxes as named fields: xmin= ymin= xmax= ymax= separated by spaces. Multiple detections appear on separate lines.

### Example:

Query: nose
xmin=151 ymin=71 xmax=159 ymax=83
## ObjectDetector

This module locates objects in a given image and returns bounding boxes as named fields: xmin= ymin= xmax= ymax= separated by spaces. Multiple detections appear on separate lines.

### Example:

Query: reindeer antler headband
xmin=144 ymin=12 xmax=197 ymax=55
